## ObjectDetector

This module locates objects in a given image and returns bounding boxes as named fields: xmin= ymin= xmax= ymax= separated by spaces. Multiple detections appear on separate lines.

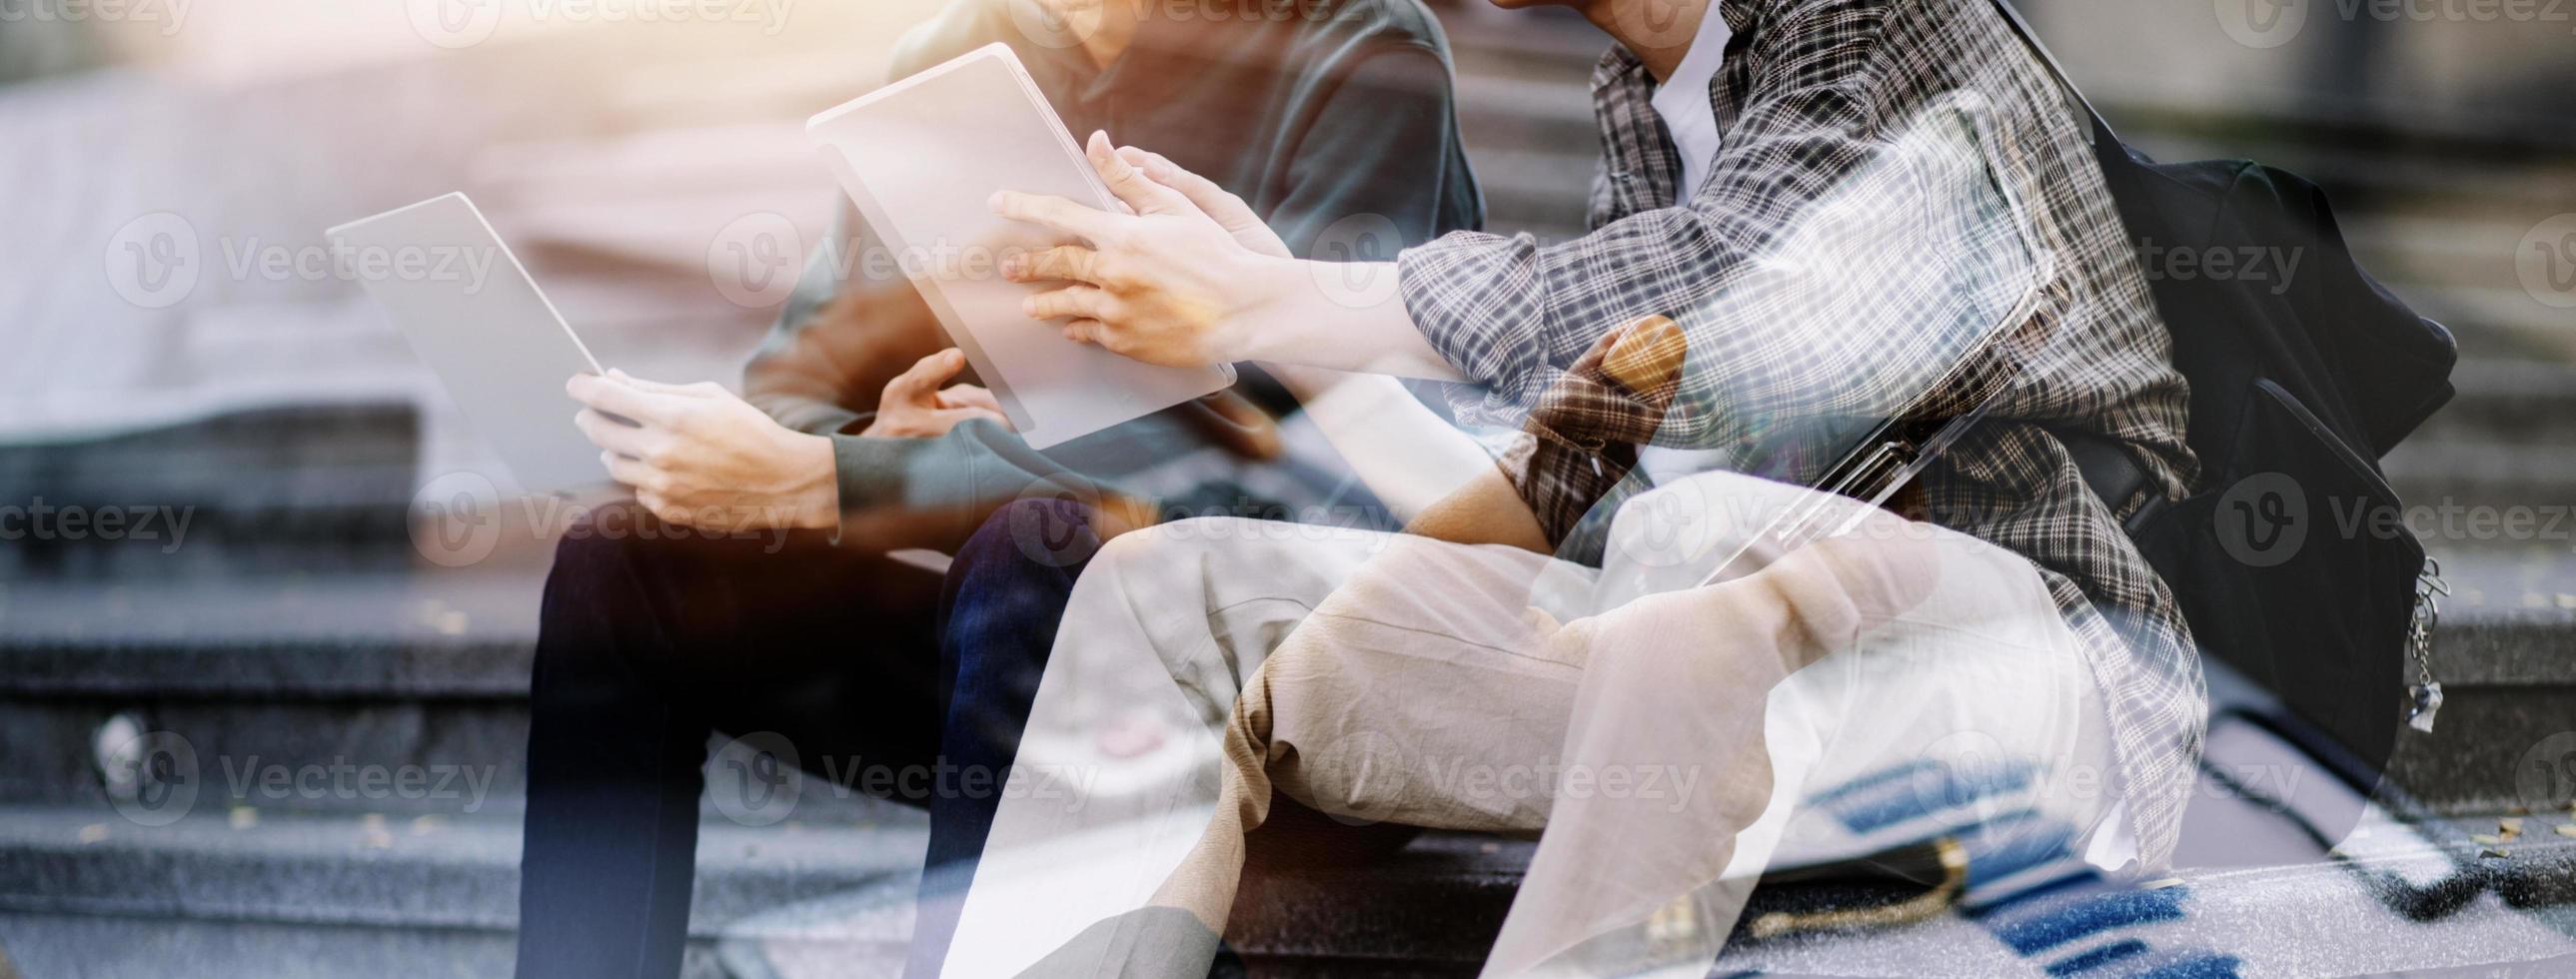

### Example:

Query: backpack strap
xmin=1987 ymin=1 xmax=2167 ymax=528
xmin=2058 ymin=430 xmax=2161 ymax=532
xmin=1985 ymin=0 xmax=2116 ymax=146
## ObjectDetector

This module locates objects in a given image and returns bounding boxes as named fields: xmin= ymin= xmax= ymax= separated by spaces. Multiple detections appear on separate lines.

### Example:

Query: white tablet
xmin=807 ymin=43 xmax=1234 ymax=451
xmin=328 ymin=192 xmax=617 ymax=497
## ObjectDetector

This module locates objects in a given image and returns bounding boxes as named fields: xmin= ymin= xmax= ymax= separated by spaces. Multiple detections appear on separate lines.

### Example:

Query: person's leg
xmin=516 ymin=508 xmax=946 ymax=979
xmin=942 ymin=517 xmax=1580 ymax=978
xmin=516 ymin=527 xmax=713 ymax=979
xmin=1485 ymin=474 xmax=2123 ymax=977
xmin=951 ymin=473 xmax=2020 ymax=979
xmin=905 ymin=498 xmax=1106 ymax=979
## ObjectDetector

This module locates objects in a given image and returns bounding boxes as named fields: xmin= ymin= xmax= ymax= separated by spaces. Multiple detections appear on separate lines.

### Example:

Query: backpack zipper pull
xmin=2405 ymin=558 xmax=2449 ymax=733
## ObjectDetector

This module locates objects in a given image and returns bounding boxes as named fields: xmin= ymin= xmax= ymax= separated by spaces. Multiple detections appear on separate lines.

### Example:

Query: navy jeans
xmin=515 ymin=499 xmax=1095 ymax=979
xmin=910 ymin=498 xmax=1104 ymax=977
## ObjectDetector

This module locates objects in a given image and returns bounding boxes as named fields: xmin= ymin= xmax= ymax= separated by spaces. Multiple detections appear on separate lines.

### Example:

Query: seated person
xmin=514 ymin=1 xmax=1484 ymax=977
xmin=933 ymin=0 xmax=2205 ymax=971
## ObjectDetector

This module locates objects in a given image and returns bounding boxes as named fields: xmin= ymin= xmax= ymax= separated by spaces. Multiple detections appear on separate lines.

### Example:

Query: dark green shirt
xmin=742 ymin=0 xmax=1483 ymax=548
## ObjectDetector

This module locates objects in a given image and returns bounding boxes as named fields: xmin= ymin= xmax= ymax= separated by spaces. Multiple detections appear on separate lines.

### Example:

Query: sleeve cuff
xmin=1397 ymin=231 xmax=1556 ymax=427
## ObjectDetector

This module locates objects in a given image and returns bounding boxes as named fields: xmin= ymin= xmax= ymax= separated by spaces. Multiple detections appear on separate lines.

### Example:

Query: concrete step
xmin=2369 ymin=541 xmax=2576 ymax=815
xmin=0 ymin=403 xmax=422 ymax=581
xmin=2408 ymin=360 xmax=2576 ymax=450
xmin=0 ymin=802 xmax=921 ymax=979
xmin=713 ymin=813 xmax=2576 ymax=978
xmin=0 ymin=567 xmax=543 ymax=817
xmin=2385 ymin=440 xmax=2576 ymax=513
xmin=0 ymin=566 xmax=899 ymax=825
xmin=717 ymin=831 xmax=1530 ymax=978
xmin=4 ymin=542 xmax=2572 ymax=821
xmin=7 ymin=791 xmax=2569 ymax=979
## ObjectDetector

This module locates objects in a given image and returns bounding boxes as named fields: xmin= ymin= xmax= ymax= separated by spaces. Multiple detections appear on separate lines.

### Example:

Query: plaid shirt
xmin=1397 ymin=0 xmax=2207 ymax=870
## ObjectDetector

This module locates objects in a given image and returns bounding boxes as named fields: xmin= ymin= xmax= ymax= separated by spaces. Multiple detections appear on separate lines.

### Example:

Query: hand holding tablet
xmin=806 ymin=43 xmax=1236 ymax=450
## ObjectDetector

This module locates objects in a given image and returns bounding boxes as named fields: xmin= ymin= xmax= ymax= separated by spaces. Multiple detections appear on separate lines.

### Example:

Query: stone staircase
xmin=6 ymin=6 xmax=2576 ymax=977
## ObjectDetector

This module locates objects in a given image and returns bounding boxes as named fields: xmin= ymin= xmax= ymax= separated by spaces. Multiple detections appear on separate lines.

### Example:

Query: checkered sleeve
xmin=1412 ymin=120 xmax=2041 ymax=476
xmin=1400 ymin=8 xmax=2038 ymax=468
xmin=1501 ymin=317 xmax=1686 ymax=547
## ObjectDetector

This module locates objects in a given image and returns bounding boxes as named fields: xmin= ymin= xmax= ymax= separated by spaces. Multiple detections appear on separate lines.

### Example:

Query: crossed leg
xmin=946 ymin=473 xmax=2119 ymax=978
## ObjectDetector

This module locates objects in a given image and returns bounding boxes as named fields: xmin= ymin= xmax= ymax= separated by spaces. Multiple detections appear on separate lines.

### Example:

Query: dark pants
xmin=515 ymin=500 xmax=1101 ymax=979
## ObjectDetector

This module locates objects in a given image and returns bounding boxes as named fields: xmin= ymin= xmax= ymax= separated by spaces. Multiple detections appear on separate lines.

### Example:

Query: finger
xmin=1003 ymin=245 xmax=1108 ymax=286
xmin=1121 ymin=147 xmax=1266 ymax=240
xmin=636 ymin=490 xmax=686 ymax=526
xmin=575 ymin=408 xmax=653 ymax=457
xmin=604 ymin=370 xmax=720 ymax=398
xmin=990 ymin=190 xmax=1125 ymax=245
xmin=935 ymin=406 xmax=1012 ymax=432
xmin=882 ymin=349 xmax=968 ymax=403
xmin=567 ymin=374 xmax=676 ymax=426
xmin=1023 ymin=286 xmax=1118 ymax=324
xmin=935 ymin=383 xmax=1004 ymax=415
xmin=602 ymin=451 xmax=663 ymax=493
xmin=1086 ymin=131 xmax=1195 ymax=218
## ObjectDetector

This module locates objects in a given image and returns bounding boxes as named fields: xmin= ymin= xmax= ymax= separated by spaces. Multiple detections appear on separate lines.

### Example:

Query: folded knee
xmin=954 ymin=497 xmax=1103 ymax=579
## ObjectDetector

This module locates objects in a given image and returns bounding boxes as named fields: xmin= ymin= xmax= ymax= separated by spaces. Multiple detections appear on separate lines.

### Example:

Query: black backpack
xmin=1991 ymin=2 xmax=2460 ymax=783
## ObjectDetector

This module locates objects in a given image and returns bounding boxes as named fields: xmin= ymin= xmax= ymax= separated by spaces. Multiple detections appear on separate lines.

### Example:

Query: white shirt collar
xmin=1646 ymin=7 xmax=1735 ymax=204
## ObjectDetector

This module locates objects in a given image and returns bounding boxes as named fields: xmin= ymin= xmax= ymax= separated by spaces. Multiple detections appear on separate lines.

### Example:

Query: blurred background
xmin=1 ymin=0 xmax=2573 ymax=975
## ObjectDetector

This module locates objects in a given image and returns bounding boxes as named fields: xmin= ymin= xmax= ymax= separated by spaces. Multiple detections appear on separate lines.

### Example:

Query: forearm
xmin=1400 ymin=465 xmax=1551 ymax=553
xmin=829 ymin=425 xmax=1030 ymax=551
xmin=1266 ymin=365 xmax=1489 ymax=523
xmin=1231 ymin=260 xmax=1466 ymax=383
xmin=827 ymin=421 xmax=1144 ymax=553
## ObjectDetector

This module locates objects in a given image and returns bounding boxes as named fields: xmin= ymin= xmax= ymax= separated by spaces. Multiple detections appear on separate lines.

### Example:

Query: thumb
xmin=607 ymin=369 xmax=718 ymax=397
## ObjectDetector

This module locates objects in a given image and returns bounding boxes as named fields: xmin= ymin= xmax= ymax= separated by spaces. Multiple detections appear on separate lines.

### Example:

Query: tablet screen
xmin=807 ymin=43 xmax=1233 ymax=451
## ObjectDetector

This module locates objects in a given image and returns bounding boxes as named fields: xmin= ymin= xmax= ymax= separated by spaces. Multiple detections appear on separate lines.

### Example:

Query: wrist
xmin=789 ymin=433 xmax=841 ymax=530
xmin=1224 ymin=254 xmax=1322 ymax=365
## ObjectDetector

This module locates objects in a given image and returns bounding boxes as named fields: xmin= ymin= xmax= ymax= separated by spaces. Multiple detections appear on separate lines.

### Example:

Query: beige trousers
xmin=946 ymin=472 xmax=2121 ymax=978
